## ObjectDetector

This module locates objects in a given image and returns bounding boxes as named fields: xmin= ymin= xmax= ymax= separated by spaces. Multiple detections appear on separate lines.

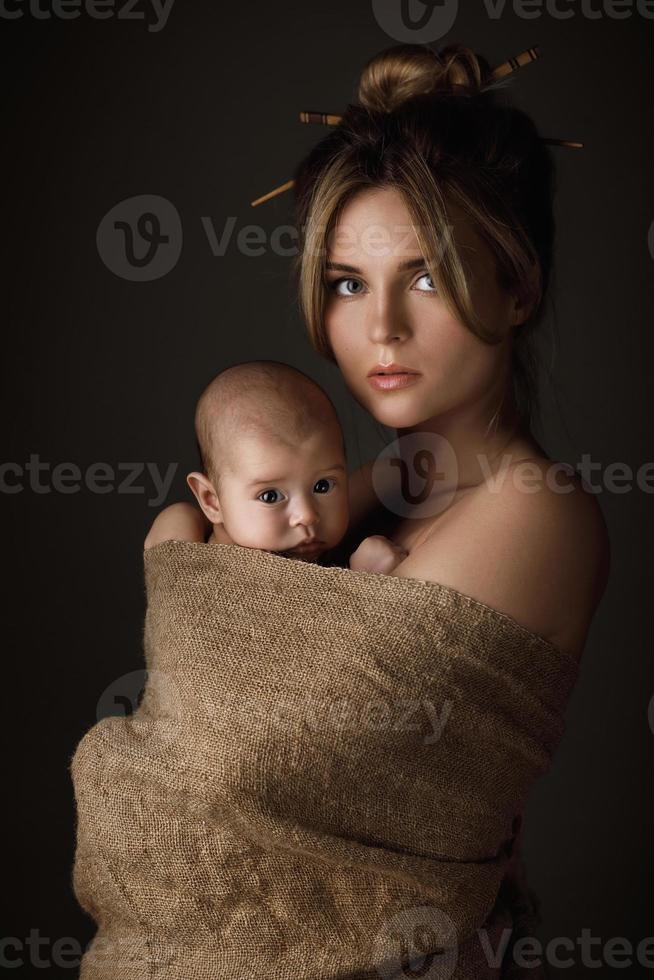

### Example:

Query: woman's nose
xmin=365 ymin=289 xmax=409 ymax=344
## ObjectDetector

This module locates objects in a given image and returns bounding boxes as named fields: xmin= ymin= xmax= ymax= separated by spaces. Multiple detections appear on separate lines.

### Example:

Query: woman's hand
xmin=144 ymin=501 xmax=211 ymax=550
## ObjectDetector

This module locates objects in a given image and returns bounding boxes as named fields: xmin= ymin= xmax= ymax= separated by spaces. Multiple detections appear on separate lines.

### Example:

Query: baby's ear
xmin=186 ymin=471 xmax=222 ymax=524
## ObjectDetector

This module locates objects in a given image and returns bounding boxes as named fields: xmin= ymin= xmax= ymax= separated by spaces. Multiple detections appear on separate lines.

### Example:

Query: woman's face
xmin=322 ymin=186 xmax=525 ymax=432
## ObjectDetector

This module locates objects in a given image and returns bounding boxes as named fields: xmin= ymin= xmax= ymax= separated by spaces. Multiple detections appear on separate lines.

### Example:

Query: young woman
xmin=64 ymin=43 xmax=615 ymax=979
xmin=146 ymin=42 xmax=609 ymax=664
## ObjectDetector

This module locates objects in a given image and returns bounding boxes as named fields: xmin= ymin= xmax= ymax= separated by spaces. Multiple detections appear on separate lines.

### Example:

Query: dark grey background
xmin=2 ymin=1 xmax=653 ymax=976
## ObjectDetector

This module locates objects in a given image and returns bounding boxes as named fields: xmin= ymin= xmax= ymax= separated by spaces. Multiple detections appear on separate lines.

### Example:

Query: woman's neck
xmin=394 ymin=393 xmax=542 ymax=493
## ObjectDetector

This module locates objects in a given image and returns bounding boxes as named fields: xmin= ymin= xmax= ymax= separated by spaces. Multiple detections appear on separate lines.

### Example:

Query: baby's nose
xmin=290 ymin=499 xmax=320 ymax=527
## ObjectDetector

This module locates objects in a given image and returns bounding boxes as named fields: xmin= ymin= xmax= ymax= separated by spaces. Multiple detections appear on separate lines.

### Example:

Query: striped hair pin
xmin=251 ymin=44 xmax=583 ymax=207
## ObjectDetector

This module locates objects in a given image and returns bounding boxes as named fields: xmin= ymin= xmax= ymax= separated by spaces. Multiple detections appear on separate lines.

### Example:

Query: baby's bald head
xmin=194 ymin=360 xmax=344 ymax=491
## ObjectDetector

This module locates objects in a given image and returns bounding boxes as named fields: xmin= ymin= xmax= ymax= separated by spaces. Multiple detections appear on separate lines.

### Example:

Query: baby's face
xmin=216 ymin=429 xmax=349 ymax=561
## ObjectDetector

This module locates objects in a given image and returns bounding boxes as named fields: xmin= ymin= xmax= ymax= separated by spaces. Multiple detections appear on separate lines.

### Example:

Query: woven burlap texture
xmin=70 ymin=539 xmax=579 ymax=979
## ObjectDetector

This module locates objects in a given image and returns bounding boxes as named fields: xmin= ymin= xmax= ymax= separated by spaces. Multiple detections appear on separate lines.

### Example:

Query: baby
xmin=145 ymin=360 xmax=407 ymax=575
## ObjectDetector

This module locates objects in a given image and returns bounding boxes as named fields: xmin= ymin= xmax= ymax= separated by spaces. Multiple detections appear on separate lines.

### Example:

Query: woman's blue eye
xmin=328 ymin=273 xmax=436 ymax=295
xmin=314 ymin=477 xmax=335 ymax=494
xmin=414 ymin=272 xmax=437 ymax=292
xmin=330 ymin=277 xmax=364 ymax=297
xmin=258 ymin=489 xmax=284 ymax=504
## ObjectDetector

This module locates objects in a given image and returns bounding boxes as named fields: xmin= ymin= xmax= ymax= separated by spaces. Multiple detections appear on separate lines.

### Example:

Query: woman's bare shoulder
xmin=392 ymin=457 xmax=611 ymax=661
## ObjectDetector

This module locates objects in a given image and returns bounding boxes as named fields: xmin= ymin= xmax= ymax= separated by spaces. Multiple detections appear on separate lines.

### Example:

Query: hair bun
xmin=357 ymin=43 xmax=486 ymax=113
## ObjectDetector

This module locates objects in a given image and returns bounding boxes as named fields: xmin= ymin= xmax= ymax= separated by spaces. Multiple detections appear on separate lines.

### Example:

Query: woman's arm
xmin=144 ymin=501 xmax=211 ymax=550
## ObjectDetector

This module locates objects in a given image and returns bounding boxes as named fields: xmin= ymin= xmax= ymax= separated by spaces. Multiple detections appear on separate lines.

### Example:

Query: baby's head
xmin=186 ymin=360 xmax=349 ymax=561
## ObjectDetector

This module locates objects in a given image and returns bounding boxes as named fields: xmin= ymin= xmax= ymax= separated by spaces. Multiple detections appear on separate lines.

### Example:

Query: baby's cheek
xmin=222 ymin=511 xmax=279 ymax=550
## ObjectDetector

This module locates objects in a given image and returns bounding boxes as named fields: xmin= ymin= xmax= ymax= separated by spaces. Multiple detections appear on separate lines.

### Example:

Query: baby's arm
xmin=144 ymin=501 xmax=211 ymax=550
xmin=348 ymin=535 xmax=408 ymax=576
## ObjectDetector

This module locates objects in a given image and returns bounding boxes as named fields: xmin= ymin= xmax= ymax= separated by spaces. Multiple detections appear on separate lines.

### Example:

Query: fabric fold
xmin=70 ymin=539 xmax=579 ymax=979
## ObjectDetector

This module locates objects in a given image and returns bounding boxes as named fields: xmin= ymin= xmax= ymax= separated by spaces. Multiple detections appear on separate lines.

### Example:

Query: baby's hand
xmin=348 ymin=535 xmax=408 ymax=576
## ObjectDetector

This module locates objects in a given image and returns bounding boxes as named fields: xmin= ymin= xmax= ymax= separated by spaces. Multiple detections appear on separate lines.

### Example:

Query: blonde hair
xmin=291 ymin=43 xmax=556 ymax=431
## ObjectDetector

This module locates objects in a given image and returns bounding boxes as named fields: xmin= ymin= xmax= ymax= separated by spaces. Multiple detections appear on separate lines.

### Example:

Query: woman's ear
xmin=186 ymin=472 xmax=223 ymax=525
xmin=511 ymin=262 xmax=540 ymax=327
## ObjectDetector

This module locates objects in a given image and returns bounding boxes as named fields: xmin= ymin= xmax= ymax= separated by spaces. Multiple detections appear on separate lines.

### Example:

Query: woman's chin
xmin=363 ymin=396 xmax=435 ymax=431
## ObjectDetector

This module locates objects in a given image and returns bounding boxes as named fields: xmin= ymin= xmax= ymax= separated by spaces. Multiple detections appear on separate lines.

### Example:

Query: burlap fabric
xmin=70 ymin=539 xmax=579 ymax=979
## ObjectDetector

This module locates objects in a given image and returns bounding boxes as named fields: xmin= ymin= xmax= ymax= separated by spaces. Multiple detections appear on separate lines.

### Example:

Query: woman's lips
xmin=367 ymin=373 xmax=421 ymax=390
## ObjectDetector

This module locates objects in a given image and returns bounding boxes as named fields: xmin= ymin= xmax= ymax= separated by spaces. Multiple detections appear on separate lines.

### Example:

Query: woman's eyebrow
xmin=325 ymin=258 xmax=428 ymax=274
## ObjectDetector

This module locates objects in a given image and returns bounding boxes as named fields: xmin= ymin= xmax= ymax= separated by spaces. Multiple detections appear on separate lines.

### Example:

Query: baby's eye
xmin=329 ymin=277 xmax=365 ymax=297
xmin=258 ymin=489 xmax=285 ymax=504
xmin=314 ymin=478 xmax=336 ymax=494
xmin=413 ymin=271 xmax=437 ymax=292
